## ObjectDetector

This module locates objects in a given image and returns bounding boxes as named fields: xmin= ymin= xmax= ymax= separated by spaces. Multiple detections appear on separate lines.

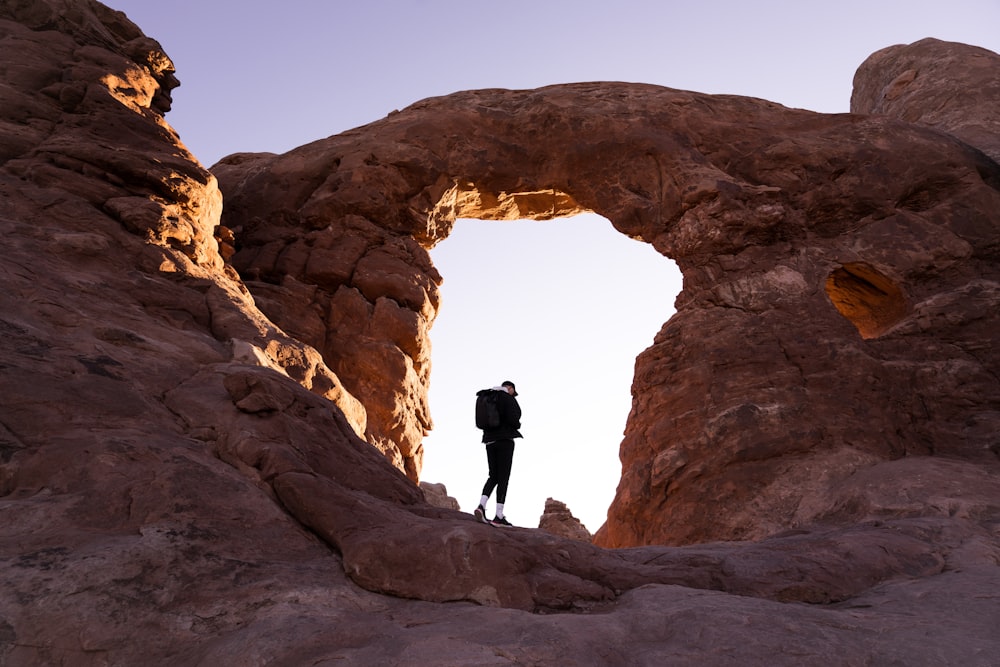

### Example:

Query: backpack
xmin=475 ymin=389 xmax=501 ymax=429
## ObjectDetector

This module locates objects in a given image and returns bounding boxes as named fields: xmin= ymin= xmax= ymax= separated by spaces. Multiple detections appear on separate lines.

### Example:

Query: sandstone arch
xmin=4 ymin=3 xmax=1000 ymax=659
xmin=215 ymin=78 xmax=1000 ymax=547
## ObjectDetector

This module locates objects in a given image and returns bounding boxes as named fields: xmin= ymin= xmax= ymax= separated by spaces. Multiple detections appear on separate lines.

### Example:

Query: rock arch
xmin=215 ymin=81 xmax=1000 ymax=546
xmin=6 ymin=4 xmax=1000 ymax=656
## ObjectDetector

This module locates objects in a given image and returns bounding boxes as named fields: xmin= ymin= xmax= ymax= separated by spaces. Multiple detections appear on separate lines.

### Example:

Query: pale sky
xmin=112 ymin=0 xmax=1000 ymax=531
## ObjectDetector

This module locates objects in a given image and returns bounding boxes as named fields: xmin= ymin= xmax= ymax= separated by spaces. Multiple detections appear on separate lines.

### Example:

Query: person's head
xmin=502 ymin=380 xmax=518 ymax=396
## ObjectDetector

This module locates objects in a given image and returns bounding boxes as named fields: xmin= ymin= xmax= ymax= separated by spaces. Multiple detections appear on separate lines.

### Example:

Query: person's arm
xmin=503 ymin=393 xmax=521 ymax=430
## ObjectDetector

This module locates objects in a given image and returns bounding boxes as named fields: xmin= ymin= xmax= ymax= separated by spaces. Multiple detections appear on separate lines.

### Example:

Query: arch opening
xmin=419 ymin=211 xmax=681 ymax=533
xmin=824 ymin=262 xmax=907 ymax=339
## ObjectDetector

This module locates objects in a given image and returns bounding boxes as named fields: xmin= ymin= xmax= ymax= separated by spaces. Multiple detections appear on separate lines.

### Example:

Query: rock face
xmin=852 ymin=37 xmax=1000 ymax=163
xmin=216 ymin=46 xmax=1000 ymax=548
xmin=1 ymin=2 xmax=999 ymax=664
xmin=538 ymin=498 xmax=592 ymax=542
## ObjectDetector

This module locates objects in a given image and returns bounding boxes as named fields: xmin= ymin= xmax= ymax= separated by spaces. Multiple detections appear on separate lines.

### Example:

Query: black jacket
xmin=482 ymin=390 xmax=522 ymax=443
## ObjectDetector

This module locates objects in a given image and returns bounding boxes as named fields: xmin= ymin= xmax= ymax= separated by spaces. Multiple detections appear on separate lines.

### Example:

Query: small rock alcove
xmin=824 ymin=262 xmax=908 ymax=338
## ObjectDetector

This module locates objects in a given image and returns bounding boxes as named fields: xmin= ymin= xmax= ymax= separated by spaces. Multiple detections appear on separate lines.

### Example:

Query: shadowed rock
xmin=214 ymin=44 xmax=1000 ymax=548
xmin=852 ymin=37 xmax=1000 ymax=163
xmin=1 ymin=2 xmax=998 ymax=664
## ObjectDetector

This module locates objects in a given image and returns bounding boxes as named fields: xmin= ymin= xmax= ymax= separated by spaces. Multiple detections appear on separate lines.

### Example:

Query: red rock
xmin=538 ymin=498 xmax=592 ymax=542
xmin=1 ymin=3 xmax=998 ymax=664
xmin=419 ymin=481 xmax=460 ymax=510
xmin=852 ymin=37 xmax=1000 ymax=163
xmin=216 ymin=52 xmax=1000 ymax=549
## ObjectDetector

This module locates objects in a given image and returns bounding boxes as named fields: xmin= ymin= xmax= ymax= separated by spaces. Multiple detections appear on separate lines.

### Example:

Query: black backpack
xmin=475 ymin=389 xmax=501 ymax=429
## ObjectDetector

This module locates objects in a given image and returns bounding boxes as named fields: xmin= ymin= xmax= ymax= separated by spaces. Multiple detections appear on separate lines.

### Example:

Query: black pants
xmin=481 ymin=439 xmax=515 ymax=503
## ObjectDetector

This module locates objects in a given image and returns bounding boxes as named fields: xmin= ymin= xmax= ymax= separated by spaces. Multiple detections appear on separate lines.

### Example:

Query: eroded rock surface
xmin=852 ymin=37 xmax=1000 ymax=163
xmin=0 ymin=2 xmax=998 ymax=665
xmin=215 ymin=45 xmax=1000 ymax=549
xmin=419 ymin=481 xmax=460 ymax=510
xmin=538 ymin=497 xmax=593 ymax=542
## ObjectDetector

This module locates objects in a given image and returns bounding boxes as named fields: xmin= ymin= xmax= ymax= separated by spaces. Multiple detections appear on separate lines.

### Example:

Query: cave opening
xmin=824 ymin=262 xmax=908 ymax=339
xmin=419 ymin=212 xmax=681 ymax=533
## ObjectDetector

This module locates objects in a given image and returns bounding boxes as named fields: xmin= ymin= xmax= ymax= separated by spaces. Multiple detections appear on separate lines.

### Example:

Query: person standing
xmin=474 ymin=380 xmax=522 ymax=527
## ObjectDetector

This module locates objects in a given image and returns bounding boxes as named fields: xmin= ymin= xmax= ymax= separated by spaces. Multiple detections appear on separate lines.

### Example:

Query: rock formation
xmin=1 ymin=1 xmax=998 ymax=664
xmin=215 ymin=43 xmax=1000 ymax=548
xmin=538 ymin=498 xmax=592 ymax=542
xmin=852 ymin=37 xmax=1000 ymax=163
xmin=419 ymin=481 xmax=460 ymax=510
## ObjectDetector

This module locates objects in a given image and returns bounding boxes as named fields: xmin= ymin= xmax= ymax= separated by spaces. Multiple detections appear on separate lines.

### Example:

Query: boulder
xmin=852 ymin=36 xmax=1000 ymax=163
xmin=538 ymin=498 xmax=592 ymax=542
xmin=420 ymin=481 xmax=460 ymax=510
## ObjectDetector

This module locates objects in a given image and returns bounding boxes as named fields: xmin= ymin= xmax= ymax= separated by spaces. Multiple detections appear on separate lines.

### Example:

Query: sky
xmin=110 ymin=0 xmax=1000 ymax=532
